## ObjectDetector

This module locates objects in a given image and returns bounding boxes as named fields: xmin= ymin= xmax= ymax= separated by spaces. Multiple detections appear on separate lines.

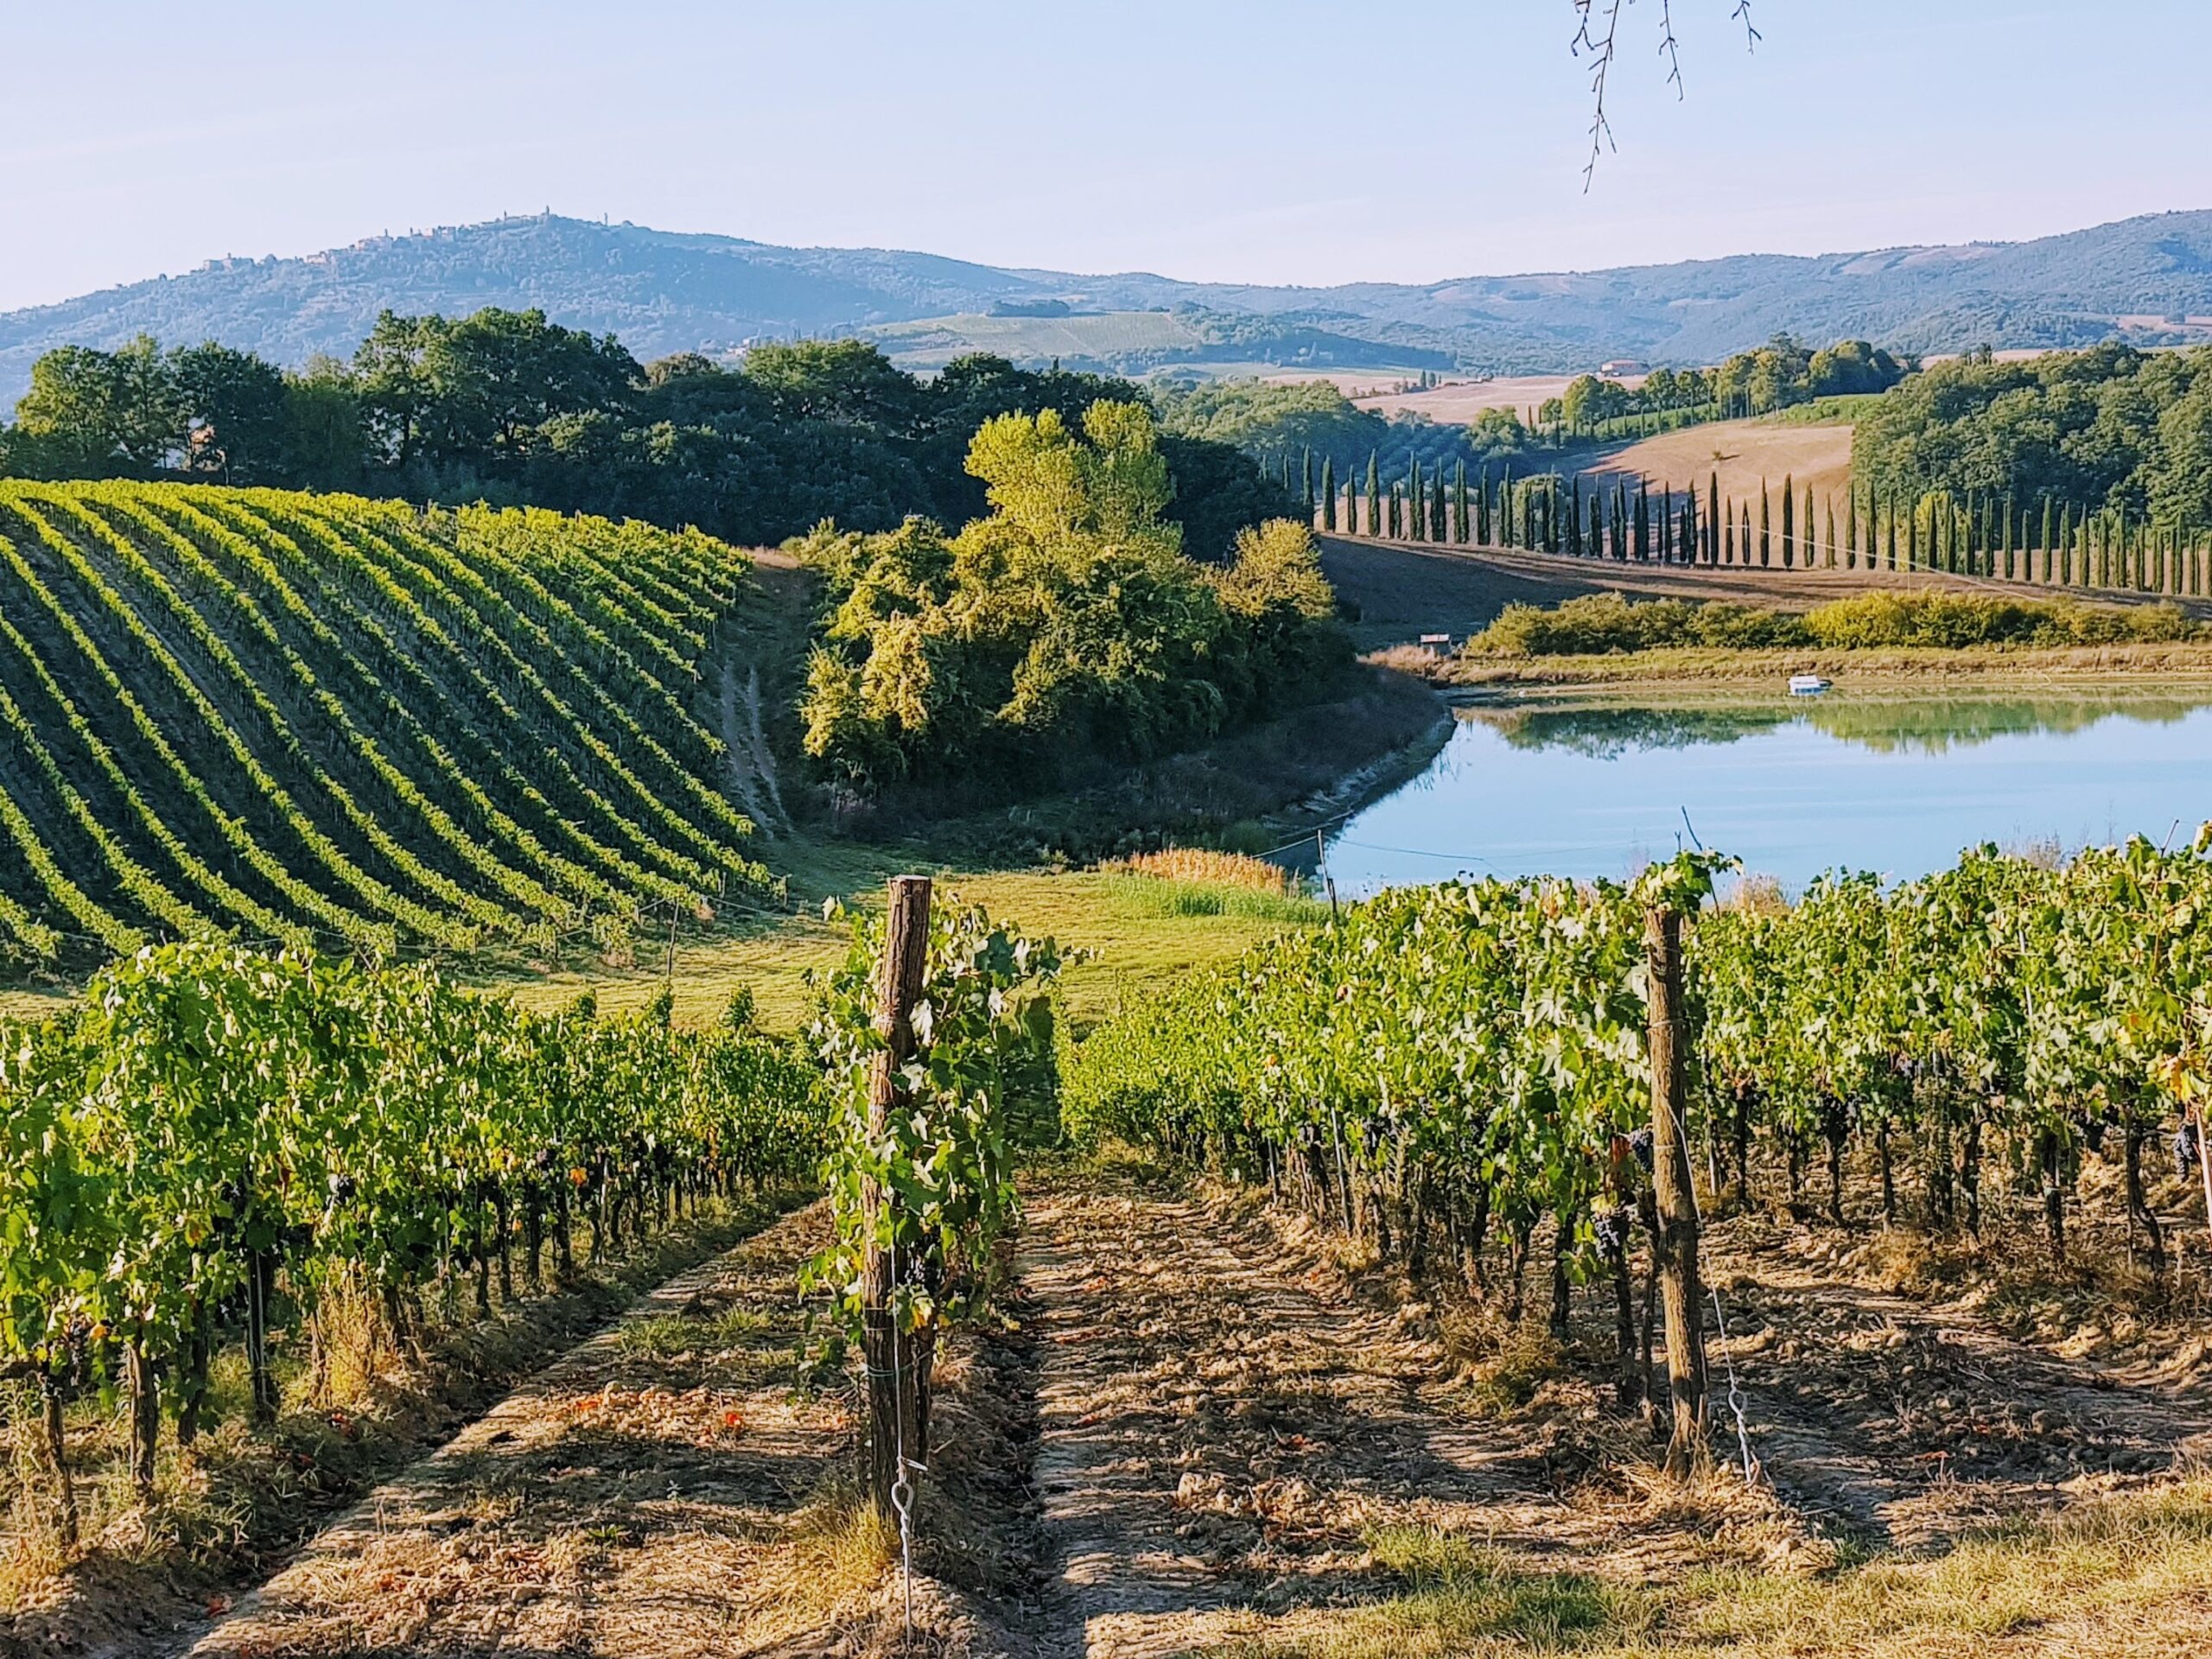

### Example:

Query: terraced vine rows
xmin=0 ymin=481 xmax=776 ymax=969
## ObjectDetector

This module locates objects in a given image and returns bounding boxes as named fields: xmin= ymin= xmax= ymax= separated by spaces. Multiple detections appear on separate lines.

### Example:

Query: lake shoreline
xmin=1410 ymin=639 xmax=2212 ymax=694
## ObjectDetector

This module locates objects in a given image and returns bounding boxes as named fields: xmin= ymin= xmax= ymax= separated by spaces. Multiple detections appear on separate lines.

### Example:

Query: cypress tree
xmin=1320 ymin=455 xmax=1336 ymax=531
xmin=1908 ymin=497 xmax=1921 ymax=572
xmin=1389 ymin=483 xmax=1402 ymax=541
xmin=1408 ymin=459 xmax=1424 ymax=541
xmin=2041 ymin=498 xmax=2056 ymax=584
xmin=1707 ymin=470 xmax=1720 ymax=563
xmin=1682 ymin=486 xmax=1696 ymax=566
xmin=1301 ymin=447 xmax=1314 ymax=514
xmin=1887 ymin=495 xmax=1899 ymax=571
xmin=1454 ymin=460 xmax=1470 ymax=544
xmin=1845 ymin=486 xmax=1859 ymax=570
xmin=1433 ymin=471 xmax=1448 ymax=543
xmin=1804 ymin=485 xmax=1817 ymax=569
xmin=2058 ymin=503 xmax=2072 ymax=585
xmin=1499 ymin=467 xmax=1514 ymax=548
xmin=1661 ymin=485 xmax=1674 ymax=563
xmin=1365 ymin=452 xmax=1381 ymax=537
xmin=1780 ymin=473 xmax=1796 ymax=568
xmin=1742 ymin=502 xmax=1753 ymax=569
xmin=1759 ymin=483 xmax=1771 ymax=568
xmin=1477 ymin=466 xmax=1491 ymax=544
xmin=1634 ymin=482 xmax=1649 ymax=562
xmin=1825 ymin=497 xmax=1837 ymax=571
xmin=1522 ymin=482 xmax=1535 ymax=550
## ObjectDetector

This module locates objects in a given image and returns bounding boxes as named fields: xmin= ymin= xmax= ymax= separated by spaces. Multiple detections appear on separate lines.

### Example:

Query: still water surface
xmin=1324 ymin=691 xmax=2212 ymax=895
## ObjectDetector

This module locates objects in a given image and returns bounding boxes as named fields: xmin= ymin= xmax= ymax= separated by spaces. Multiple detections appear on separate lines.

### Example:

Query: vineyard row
xmin=0 ymin=482 xmax=778 ymax=971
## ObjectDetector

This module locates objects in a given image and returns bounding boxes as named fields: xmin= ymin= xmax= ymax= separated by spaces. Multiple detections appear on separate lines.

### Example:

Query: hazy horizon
xmin=14 ymin=200 xmax=2212 ymax=318
xmin=4 ymin=0 xmax=2206 ymax=313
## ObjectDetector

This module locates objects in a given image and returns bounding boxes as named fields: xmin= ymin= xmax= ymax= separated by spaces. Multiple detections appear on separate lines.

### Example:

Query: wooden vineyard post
xmin=1645 ymin=905 xmax=1710 ymax=1476
xmin=862 ymin=875 xmax=932 ymax=1517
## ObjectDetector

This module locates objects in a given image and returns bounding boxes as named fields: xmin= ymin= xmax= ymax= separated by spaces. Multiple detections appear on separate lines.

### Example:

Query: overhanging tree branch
xmin=1573 ymin=0 xmax=1761 ymax=191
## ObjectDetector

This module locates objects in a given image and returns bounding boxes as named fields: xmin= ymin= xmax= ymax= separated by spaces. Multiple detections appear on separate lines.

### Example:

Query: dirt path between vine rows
xmin=1021 ymin=1175 xmax=1577 ymax=1659
xmin=174 ymin=1202 xmax=940 ymax=1659
xmin=1020 ymin=1173 xmax=2212 ymax=1658
xmin=1698 ymin=1222 xmax=2212 ymax=1552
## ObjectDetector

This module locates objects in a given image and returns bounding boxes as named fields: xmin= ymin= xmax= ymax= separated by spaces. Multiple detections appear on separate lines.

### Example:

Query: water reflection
xmin=1473 ymin=696 xmax=2209 ymax=760
xmin=1324 ymin=690 xmax=2212 ymax=896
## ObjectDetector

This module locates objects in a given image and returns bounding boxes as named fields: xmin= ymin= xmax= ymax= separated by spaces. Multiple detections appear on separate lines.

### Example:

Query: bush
xmin=1801 ymin=591 xmax=2200 ymax=649
xmin=1462 ymin=590 xmax=2201 ymax=658
xmin=1465 ymin=593 xmax=1805 ymax=657
xmin=797 ymin=402 xmax=1348 ymax=798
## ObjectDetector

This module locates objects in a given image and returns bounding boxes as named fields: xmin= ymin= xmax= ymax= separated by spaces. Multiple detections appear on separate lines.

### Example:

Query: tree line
xmin=1854 ymin=341 xmax=2212 ymax=535
xmin=0 ymin=315 xmax=1294 ymax=558
xmin=1552 ymin=336 xmax=1907 ymax=431
xmin=1324 ymin=452 xmax=2212 ymax=599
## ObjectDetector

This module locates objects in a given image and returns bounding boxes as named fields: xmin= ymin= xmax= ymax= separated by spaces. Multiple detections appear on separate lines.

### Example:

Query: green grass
xmin=500 ymin=868 xmax=1322 ymax=1036
xmin=1208 ymin=1478 xmax=2212 ymax=1659
xmin=618 ymin=1306 xmax=779 ymax=1357
xmin=1766 ymin=393 xmax=1888 ymax=425
xmin=1098 ymin=873 xmax=1330 ymax=925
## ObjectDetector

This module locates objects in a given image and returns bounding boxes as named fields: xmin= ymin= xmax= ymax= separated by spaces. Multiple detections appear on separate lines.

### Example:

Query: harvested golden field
xmin=1580 ymin=414 xmax=1856 ymax=505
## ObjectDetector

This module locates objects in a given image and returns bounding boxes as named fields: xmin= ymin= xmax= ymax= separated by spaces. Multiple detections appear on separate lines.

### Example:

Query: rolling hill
xmin=0 ymin=481 xmax=777 ymax=972
xmin=7 ymin=208 xmax=2212 ymax=401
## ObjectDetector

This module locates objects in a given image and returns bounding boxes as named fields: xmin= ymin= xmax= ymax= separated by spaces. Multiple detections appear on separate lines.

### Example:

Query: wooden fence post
xmin=1645 ymin=905 xmax=1709 ymax=1476
xmin=862 ymin=875 xmax=932 ymax=1516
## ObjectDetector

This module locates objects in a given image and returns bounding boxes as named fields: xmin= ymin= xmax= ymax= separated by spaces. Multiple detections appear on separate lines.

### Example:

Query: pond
xmin=1321 ymin=689 xmax=2212 ymax=896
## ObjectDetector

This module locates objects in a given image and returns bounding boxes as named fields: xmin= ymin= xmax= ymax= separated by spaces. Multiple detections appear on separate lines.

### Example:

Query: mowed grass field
xmin=1351 ymin=369 xmax=1649 ymax=421
xmin=1579 ymin=411 xmax=1856 ymax=504
xmin=499 ymin=866 xmax=1322 ymax=1037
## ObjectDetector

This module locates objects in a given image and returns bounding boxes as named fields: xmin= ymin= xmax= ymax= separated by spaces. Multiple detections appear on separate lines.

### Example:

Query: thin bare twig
xmin=1575 ymin=1 xmax=1763 ymax=189
xmin=1570 ymin=0 xmax=1626 ymax=194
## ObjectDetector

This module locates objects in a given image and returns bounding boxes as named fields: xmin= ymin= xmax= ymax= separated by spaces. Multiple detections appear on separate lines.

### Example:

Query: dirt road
xmin=158 ymin=1173 xmax=2212 ymax=1658
xmin=1318 ymin=534 xmax=1994 ymax=652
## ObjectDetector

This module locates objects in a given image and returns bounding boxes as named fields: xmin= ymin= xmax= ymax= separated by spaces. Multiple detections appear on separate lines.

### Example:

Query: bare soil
xmin=179 ymin=1204 xmax=894 ymax=1659
xmin=1016 ymin=1166 xmax=2212 ymax=1656
xmin=119 ymin=1164 xmax=2212 ymax=1658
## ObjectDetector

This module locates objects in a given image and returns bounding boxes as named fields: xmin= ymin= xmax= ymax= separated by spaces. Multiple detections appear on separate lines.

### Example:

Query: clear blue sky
xmin=3 ymin=1 xmax=2203 ymax=312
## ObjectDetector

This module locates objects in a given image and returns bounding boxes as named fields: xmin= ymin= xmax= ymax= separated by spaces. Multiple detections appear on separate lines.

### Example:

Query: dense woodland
xmin=0 ymin=313 xmax=1295 ymax=559
xmin=796 ymin=401 xmax=1344 ymax=798
xmin=1855 ymin=343 xmax=2212 ymax=530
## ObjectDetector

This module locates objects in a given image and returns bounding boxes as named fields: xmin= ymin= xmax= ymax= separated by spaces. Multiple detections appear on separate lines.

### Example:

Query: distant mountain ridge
xmin=6 ymin=208 xmax=2212 ymax=401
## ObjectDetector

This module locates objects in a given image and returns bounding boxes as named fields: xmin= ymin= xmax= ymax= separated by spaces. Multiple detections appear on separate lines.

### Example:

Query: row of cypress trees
xmin=1308 ymin=459 xmax=2212 ymax=598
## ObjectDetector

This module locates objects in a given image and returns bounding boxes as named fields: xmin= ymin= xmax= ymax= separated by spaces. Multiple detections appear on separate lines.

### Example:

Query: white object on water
xmin=1789 ymin=673 xmax=1830 ymax=696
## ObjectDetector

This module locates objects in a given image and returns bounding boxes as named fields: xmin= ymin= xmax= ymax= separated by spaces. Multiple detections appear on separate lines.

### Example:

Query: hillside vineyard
xmin=0 ymin=482 xmax=774 ymax=968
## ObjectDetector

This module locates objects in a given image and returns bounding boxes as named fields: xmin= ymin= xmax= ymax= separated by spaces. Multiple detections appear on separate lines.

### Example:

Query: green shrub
xmin=1802 ymin=591 xmax=2200 ymax=649
xmin=1464 ymin=589 xmax=2201 ymax=658
xmin=1465 ymin=593 xmax=1805 ymax=657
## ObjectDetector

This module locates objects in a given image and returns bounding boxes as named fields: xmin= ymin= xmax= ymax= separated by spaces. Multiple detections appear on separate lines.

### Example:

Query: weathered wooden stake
xmin=862 ymin=875 xmax=932 ymax=1516
xmin=1645 ymin=905 xmax=1709 ymax=1476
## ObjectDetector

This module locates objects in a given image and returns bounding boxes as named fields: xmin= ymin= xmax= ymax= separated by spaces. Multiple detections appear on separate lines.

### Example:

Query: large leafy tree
xmin=14 ymin=336 xmax=185 ymax=475
xmin=171 ymin=341 xmax=291 ymax=484
xmin=800 ymin=400 xmax=1342 ymax=797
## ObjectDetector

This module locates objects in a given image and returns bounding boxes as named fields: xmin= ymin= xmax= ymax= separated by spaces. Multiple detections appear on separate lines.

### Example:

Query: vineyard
xmin=0 ymin=940 xmax=823 ymax=1547
xmin=1067 ymin=840 xmax=2212 ymax=1344
xmin=0 ymin=481 xmax=776 ymax=976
